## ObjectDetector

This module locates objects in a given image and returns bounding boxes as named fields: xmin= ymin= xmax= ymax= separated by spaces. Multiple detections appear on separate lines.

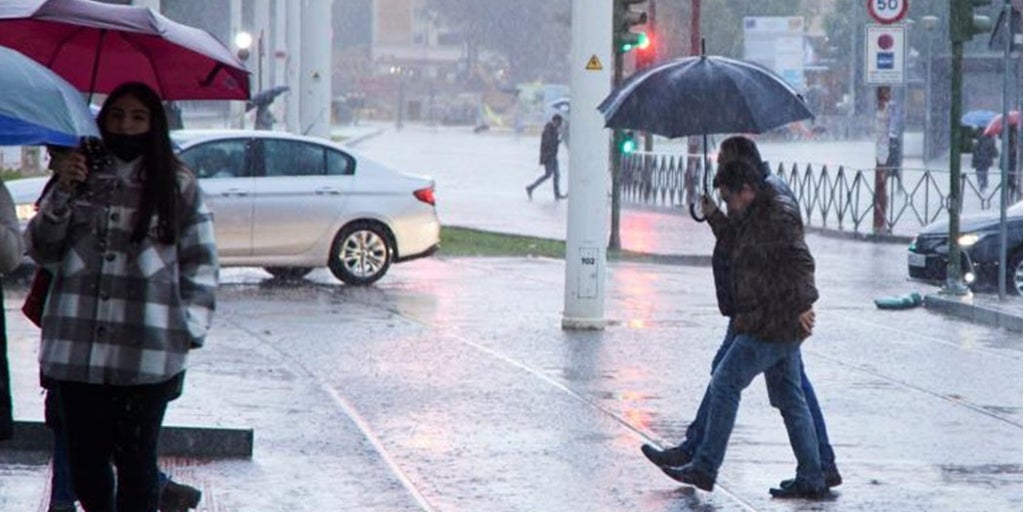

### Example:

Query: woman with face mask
xmin=25 ymin=81 xmax=218 ymax=512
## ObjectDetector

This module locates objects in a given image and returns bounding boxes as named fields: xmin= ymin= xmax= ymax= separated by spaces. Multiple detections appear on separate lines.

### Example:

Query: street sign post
xmin=868 ymin=0 xmax=909 ymax=24
xmin=865 ymin=24 xmax=907 ymax=84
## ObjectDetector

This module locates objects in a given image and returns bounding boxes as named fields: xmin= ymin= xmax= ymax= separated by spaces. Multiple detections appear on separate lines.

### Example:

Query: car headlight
xmin=958 ymin=232 xmax=981 ymax=247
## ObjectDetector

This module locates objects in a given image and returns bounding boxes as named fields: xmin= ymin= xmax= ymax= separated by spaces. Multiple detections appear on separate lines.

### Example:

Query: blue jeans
xmin=690 ymin=333 xmax=824 ymax=486
xmin=680 ymin=323 xmax=836 ymax=469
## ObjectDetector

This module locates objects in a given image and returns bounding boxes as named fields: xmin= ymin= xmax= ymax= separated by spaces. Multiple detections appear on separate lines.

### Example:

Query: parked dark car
xmin=907 ymin=201 xmax=1023 ymax=295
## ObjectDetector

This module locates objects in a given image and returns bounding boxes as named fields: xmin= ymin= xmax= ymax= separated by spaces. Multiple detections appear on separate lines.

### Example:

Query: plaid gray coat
xmin=26 ymin=163 xmax=218 ymax=386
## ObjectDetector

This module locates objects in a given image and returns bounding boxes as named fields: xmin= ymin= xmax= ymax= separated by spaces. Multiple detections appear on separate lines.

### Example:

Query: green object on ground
xmin=874 ymin=292 xmax=924 ymax=310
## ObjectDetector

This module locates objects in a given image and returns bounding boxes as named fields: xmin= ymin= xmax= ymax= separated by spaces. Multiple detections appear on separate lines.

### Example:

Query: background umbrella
xmin=246 ymin=86 xmax=290 ymax=130
xmin=598 ymin=48 xmax=813 ymax=219
xmin=961 ymin=109 xmax=999 ymax=129
xmin=548 ymin=97 xmax=571 ymax=113
xmin=0 ymin=45 xmax=99 ymax=147
xmin=0 ymin=0 xmax=250 ymax=100
xmin=983 ymin=110 xmax=1021 ymax=137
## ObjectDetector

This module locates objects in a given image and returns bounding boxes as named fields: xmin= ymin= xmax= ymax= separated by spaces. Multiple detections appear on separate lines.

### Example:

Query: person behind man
xmin=655 ymin=159 xmax=828 ymax=499
xmin=0 ymin=177 xmax=25 ymax=442
xmin=641 ymin=136 xmax=841 ymax=491
xmin=526 ymin=113 xmax=566 ymax=200
xmin=971 ymin=128 xmax=998 ymax=192
xmin=26 ymin=81 xmax=218 ymax=512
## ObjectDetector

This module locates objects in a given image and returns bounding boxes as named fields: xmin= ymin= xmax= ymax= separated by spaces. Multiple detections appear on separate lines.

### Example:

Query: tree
xmin=424 ymin=0 xmax=571 ymax=84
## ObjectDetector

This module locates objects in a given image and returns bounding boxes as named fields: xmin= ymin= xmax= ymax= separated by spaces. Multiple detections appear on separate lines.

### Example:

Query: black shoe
xmin=661 ymin=463 xmax=715 ymax=491
xmin=778 ymin=465 xmax=842 ymax=488
xmin=525 ymin=186 xmax=533 ymax=200
xmin=160 ymin=480 xmax=202 ymax=512
xmin=47 ymin=503 xmax=76 ymax=512
xmin=640 ymin=444 xmax=692 ymax=468
xmin=769 ymin=480 xmax=830 ymax=500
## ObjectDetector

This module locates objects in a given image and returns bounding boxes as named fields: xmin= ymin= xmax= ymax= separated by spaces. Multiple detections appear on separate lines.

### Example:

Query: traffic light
xmin=619 ymin=131 xmax=637 ymax=153
xmin=634 ymin=31 xmax=655 ymax=69
xmin=614 ymin=0 xmax=648 ymax=54
xmin=951 ymin=0 xmax=994 ymax=43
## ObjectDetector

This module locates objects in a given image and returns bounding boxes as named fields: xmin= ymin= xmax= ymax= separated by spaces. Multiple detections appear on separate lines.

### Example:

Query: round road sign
xmin=867 ymin=0 xmax=908 ymax=25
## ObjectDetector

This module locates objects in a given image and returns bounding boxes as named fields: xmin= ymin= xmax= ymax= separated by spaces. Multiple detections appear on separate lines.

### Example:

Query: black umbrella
xmin=599 ymin=56 xmax=812 ymax=138
xmin=598 ymin=50 xmax=813 ymax=216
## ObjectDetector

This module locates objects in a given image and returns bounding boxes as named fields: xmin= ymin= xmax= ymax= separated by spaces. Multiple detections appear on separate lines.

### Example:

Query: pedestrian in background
xmin=642 ymin=136 xmax=840 ymax=494
xmin=26 ymin=81 xmax=218 ymax=512
xmin=658 ymin=159 xmax=828 ymax=500
xmin=886 ymin=88 xmax=904 ymax=189
xmin=526 ymin=113 xmax=566 ymax=200
xmin=1007 ymin=125 xmax=1020 ymax=200
xmin=0 ymin=177 xmax=25 ymax=442
xmin=971 ymin=128 xmax=998 ymax=192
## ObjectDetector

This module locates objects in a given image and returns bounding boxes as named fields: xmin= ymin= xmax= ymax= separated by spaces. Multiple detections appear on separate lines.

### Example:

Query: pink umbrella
xmin=0 ymin=0 xmax=249 ymax=100
xmin=983 ymin=110 xmax=1021 ymax=137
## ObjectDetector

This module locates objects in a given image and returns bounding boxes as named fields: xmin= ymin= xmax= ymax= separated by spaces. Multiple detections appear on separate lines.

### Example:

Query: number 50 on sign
xmin=868 ymin=0 xmax=908 ymax=24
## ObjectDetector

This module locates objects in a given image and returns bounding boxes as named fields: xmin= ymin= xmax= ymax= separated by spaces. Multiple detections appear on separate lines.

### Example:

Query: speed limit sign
xmin=868 ymin=0 xmax=908 ymax=24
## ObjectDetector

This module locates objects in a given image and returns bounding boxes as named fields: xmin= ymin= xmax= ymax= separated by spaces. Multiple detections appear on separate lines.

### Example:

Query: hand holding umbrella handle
xmin=689 ymin=203 xmax=706 ymax=223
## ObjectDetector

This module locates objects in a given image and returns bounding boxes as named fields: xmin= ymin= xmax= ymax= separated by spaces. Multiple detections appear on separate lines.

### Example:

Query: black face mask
xmin=105 ymin=132 xmax=149 ymax=161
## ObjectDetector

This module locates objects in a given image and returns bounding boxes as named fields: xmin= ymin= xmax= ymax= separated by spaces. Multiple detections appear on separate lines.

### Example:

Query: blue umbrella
xmin=0 ymin=45 xmax=99 ymax=147
xmin=961 ymin=110 xmax=999 ymax=129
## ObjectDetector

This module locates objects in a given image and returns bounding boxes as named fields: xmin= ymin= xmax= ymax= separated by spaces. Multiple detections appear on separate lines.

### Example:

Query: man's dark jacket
xmin=707 ymin=188 xmax=817 ymax=343
xmin=539 ymin=121 xmax=560 ymax=165
xmin=711 ymin=169 xmax=796 ymax=317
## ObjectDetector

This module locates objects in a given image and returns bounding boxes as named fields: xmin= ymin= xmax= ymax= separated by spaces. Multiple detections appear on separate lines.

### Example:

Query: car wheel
xmin=1010 ymin=250 xmax=1023 ymax=296
xmin=264 ymin=267 xmax=313 ymax=280
xmin=328 ymin=221 xmax=393 ymax=286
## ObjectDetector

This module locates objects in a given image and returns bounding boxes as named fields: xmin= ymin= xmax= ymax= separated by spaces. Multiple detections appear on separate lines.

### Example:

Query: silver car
xmin=10 ymin=129 xmax=440 ymax=285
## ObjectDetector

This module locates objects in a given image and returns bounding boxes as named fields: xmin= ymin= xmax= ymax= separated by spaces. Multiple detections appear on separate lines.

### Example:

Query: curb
xmin=923 ymin=293 xmax=1023 ymax=332
xmin=807 ymin=226 xmax=914 ymax=245
xmin=2 ymin=420 xmax=253 ymax=458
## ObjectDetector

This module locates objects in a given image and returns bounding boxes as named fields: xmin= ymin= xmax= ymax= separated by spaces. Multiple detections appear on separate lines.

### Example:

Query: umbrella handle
xmin=689 ymin=203 xmax=706 ymax=223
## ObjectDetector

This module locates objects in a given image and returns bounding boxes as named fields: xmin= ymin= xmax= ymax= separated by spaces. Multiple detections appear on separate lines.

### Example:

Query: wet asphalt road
xmin=200 ymin=245 xmax=1020 ymax=511
xmin=2 ymin=245 xmax=1020 ymax=511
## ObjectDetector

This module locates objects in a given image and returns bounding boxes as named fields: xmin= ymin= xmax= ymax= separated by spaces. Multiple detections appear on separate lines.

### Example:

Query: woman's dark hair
xmin=97 ymin=82 xmax=180 ymax=244
xmin=713 ymin=160 xmax=764 ymax=195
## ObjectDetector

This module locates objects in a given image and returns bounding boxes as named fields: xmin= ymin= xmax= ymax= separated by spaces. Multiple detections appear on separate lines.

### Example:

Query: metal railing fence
xmin=621 ymin=151 xmax=1022 ymax=236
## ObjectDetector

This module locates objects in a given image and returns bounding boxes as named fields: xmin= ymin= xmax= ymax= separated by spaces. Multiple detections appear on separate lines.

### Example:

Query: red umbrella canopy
xmin=0 ymin=0 xmax=250 ymax=100
xmin=983 ymin=110 xmax=1021 ymax=137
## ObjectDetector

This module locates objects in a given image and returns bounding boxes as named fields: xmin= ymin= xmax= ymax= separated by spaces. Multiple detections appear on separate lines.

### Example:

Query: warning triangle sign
xmin=585 ymin=55 xmax=603 ymax=70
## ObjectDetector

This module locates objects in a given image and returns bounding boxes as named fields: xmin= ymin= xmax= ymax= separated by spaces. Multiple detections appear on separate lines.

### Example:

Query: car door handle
xmin=221 ymin=188 xmax=249 ymax=197
xmin=314 ymin=187 xmax=341 ymax=195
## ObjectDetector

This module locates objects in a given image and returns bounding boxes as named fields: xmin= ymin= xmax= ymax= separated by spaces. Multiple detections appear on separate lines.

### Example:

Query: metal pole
xmin=924 ymin=31 xmax=933 ymax=162
xmin=944 ymin=39 xmax=969 ymax=295
xmin=998 ymin=0 xmax=1012 ymax=299
xmin=563 ymin=0 xmax=612 ymax=330
xmin=643 ymin=0 xmax=655 ymax=152
xmin=609 ymin=51 xmax=623 ymax=251
xmin=254 ymin=0 xmax=270 ymax=92
xmin=285 ymin=1 xmax=301 ymax=133
xmin=230 ymin=0 xmax=244 ymax=128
